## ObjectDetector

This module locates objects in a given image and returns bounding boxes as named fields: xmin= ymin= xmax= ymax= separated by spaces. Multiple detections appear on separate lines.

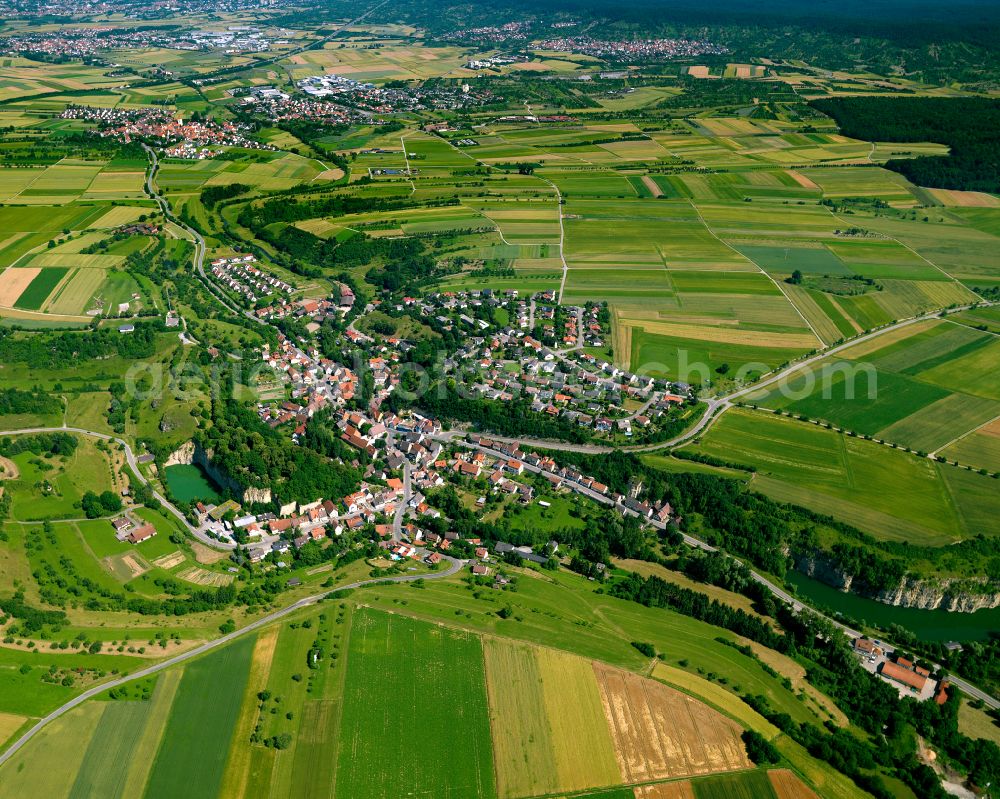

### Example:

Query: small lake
xmin=787 ymin=571 xmax=1000 ymax=643
xmin=164 ymin=463 xmax=222 ymax=504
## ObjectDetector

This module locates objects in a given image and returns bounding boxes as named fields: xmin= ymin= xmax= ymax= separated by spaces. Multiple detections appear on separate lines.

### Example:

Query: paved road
xmin=0 ymin=426 xmax=233 ymax=551
xmin=452 ymin=437 xmax=1000 ymax=710
xmin=0 ymin=552 xmax=463 ymax=767
xmin=436 ymin=303 xmax=992 ymax=457
xmin=144 ymin=145 xmax=261 ymax=323
xmin=392 ymin=463 xmax=412 ymax=538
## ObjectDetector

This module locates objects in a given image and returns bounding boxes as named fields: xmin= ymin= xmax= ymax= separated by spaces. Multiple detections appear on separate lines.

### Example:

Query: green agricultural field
xmin=336 ymin=608 xmax=495 ymax=799
xmin=143 ymin=636 xmax=255 ymax=799
xmin=690 ymin=408 xmax=1000 ymax=544
xmin=692 ymin=770 xmax=778 ymax=799
xmin=735 ymin=244 xmax=850 ymax=276
xmin=629 ymin=327 xmax=810 ymax=381
xmin=12 ymin=268 xmax=66 ymax=310
xmin=68 ymin=698 xmax=153 ymax=798
xmin=764 ymin=363 xmax=948 ymax=435
xmin=670 ymin=270 xmax=779 ymax=295
xmin=755 ymin=319 xmax=1000 ymax=455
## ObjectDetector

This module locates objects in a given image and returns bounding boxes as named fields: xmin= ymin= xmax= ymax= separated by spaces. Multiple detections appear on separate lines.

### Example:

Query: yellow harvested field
xmin=786 ymin=170 xmax=820 ymax=189
xmin=769 ymin=768 xmax=821 ymax=799
xmin=484 ymin=639 xmax=621 ymax=798
xmin=0 ymin=267 xmax=39 ymax=307
xmin=652 ymin=664 xmax=779 ymax=739
xmin=634 ymin=782 xmax=696 ymax=799
xmin=642 ymin=176 xmax=664 ymax=197
xmin=0 ymin=305 xmax=89 ymax=323
xmin=176 ymin=565 xmax=234 ymax=586
xmin=687 ymin=66 xmax=710 ymax=78
xmin=0 ymin=712 xmax=27 ymax=747
xmin=613 ymin=308 xmax=634 ymax=368
xmin=927 ymin=188 xmax=1000 ymax=207
xmin=837 ymin=318 xmax=937 ymax=359
xmin=219 ymin=627 xmax=279 ymax=799
xmin=0 ymin=703 xmax=103 ymax=799
xmin=115 ymin=552 xmax=149 ymax=580
xmin=45 ymin=268 xmax=105 ymax=315
xmin=594 ymin=661 xmax=752 ymax=783
xmin=90 ymin=206 xmax=148 ymax=228
xmin=626 ymin=319 xmax=818 ymax=348
xmin=191 ymin=540 xmax=230 ymax=564
xmin=153 ymin=550 xmax=186 ymax=570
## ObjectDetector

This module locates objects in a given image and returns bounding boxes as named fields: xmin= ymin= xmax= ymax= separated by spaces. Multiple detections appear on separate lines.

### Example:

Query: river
xmin=787 ymin=571 xmax=1000 ymax=642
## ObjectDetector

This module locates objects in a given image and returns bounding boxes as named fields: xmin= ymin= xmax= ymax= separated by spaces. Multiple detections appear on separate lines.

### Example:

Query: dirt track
xmin=0 ymin=455 xmax=19 ymax=480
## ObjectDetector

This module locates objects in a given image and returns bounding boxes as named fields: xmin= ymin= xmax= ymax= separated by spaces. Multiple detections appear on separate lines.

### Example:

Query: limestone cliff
xmin=794 ymin=553 xmax=1000 ymax=613
xmin=164 ymin=441 xmax=271 ymax=505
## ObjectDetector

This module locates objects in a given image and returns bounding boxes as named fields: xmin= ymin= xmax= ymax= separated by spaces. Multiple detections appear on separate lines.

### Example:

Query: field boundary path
xmin=0 ymin=553 xmax=463 ymax=767
xmin=537 ymin=177 xmax=569 ymax=302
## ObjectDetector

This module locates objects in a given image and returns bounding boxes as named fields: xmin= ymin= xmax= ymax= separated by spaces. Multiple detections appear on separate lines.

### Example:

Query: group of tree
xmin=0 ymin=322 xmax=162 ymax=369
xmin=0 ymin=388 xmax=61 ymax=417
xmin=812 ymin=97 xmax=1000 ymax=192
xmin=389 ymin=380 xmax=590 ymax=444
xmin=0 ymin=432 xmax=78 ymax=458
xmin=195 ymin=393 xmax=361 ymax=510
xmin=200 ymin=182 xmax=251 ymax=209
xmin=80 ymin=490 xmax=123 ymax=519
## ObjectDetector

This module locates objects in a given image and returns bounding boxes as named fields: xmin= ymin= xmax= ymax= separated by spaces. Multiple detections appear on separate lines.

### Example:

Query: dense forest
xmin=0 ymin=388 xmax=61 ymax=417
xmin=812 ymin=97 xmax=1000 ymax=192
xmin=196 ymin=396 xmax=361 ymax=508
xmin=237 ymin=192 xmax=455 ymax=229
xmin=0 ymin=322 xmax=163 ymax=368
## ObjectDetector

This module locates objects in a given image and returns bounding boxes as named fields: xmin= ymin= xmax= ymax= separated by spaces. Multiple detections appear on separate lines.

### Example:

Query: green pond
xmin=164 ymin=464 xmax=222 ymax=504
xmin=787 ymin=571 xmax=1000 ymax=643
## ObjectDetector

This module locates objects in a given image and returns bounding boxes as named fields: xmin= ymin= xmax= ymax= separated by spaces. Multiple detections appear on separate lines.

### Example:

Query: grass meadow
xmin=143 ymin=636 xmax=255 ymax=799
xmin=0 ymin=566 xmax=866 ymax=799
xmin=335 ymin=608 xmax=495 ymax=799
xmin=690 ymin=408 xmax=1000 ymax=545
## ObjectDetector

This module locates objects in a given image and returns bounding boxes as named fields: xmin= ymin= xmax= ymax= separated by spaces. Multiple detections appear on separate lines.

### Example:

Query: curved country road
xmin=0 ymin=426 xmax=232 ymax=551
xmin=144 ymin=145 xmax=261 ymax=323
xmin=0 ymin=554 xmax=463 ymax=767
xmin=435 ymin=302 xmax=991 ymax=456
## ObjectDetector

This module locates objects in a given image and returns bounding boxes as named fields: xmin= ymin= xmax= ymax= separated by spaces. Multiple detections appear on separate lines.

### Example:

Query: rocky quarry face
xmin=794 ymin=553 xmax=1000 ymax=613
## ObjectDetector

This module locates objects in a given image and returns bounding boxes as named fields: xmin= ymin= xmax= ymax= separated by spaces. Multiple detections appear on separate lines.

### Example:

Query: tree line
xmin=812 ymin=97 xmax=1000 ymax=192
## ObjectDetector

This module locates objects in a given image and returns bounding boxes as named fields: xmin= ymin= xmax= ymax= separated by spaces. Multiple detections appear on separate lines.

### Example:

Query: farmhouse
xmin=879 ymin=660 xmax=928 ymax=693
xmin=111 ymin=516 xmax=131 ymax=534
xmin=854 ymin=637 xmax=883 ymax=657
xmin=126 ymin=524 xmax=157 ymax=544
